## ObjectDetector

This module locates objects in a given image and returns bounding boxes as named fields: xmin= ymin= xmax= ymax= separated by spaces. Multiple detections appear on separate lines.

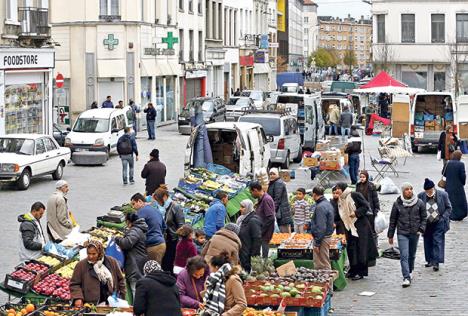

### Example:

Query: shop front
xmin=240 ymin=50 xmax=254 ymax=90
xmin=253 ymin=50 xmax=270 ymax=92
xmin=0 ymin=48 xmax=55 ymax=136
xmin=183 ymin=63 xmax=207 ymax=106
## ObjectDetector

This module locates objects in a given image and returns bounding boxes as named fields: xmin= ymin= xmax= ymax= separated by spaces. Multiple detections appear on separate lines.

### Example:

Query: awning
xmin=141 ymin=59 xmax=180 ymax=77
xmin=254 ymin=63 xmax=270 ymax=74
xmin=98 ymin=59 xmax=126 ymax=77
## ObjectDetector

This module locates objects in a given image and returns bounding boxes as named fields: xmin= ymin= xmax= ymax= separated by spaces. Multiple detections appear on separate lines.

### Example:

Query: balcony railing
xmin=18 ymin=7 xmax=50 ymax=37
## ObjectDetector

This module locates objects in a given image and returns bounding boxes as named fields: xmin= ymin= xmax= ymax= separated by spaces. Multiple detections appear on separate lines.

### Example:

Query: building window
xmin=189 ymin=30 xmax=194 ymax=61
xmin=401 ymin=14 xmax=415 ymax=43
xmin=179 ymin=29 xmax=184 ymax=62
xmin=456 ymin=14 xmax=468 ymax=43
xmin=431 ymin=14 xmax=445 ymax=43
xmin=304 ymin=17 xmax=308 ymax=23
xmin=198 ymin=30 xmax=203 ymax=60
xmin=189 ymin=0 xmax=193 ymax=13
xmin=402 ymin=71 xmax=427 ymax=89
xmin=376 ymin=14 xmax=385 ymax=43
xmin=198 ymin=0 xmax=202 ymax=14
xmin=100 ymin=0 xmax=119 ymax=16
xmin=179 ymin=0 xmax=184 ymax=11
xmin=434 ymin=72 xmax=446 ymax=91
xmin=6 ymin=0 xmax=18 ymax=21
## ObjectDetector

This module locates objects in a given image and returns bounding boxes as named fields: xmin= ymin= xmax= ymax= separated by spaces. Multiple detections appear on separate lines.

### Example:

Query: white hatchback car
xmin=0 ymin=134 xmax=71 ymax=190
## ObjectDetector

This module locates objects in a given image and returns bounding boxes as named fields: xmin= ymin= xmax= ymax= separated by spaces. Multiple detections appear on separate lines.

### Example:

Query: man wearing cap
xmin=418 ymin=178 xmax=452 ymax=272
xmin=47 ymin=180 xmax=73 ymax=242
xmin=141 ymin=149 xmax=167 ymax=196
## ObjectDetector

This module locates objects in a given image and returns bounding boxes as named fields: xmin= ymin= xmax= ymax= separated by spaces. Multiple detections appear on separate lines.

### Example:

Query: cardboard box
xmin=222 ymin=144 xmax=233 ymax=155
xmin=223 ymin=155 xmax=234 ymax=164
xmin=321 ymin=151 xmax=341 ymax=161
xmin=391 ymin=102 xmax=410 ymax=122
xmin=316 ymin=142 xmax=329 ymax=151
xmin=425 ymin=126 xmax=435 ymax=131
xmin=303 ymin=157 xmax=319 ymax=167
xmin=392 ymin=121 xmax=409 ymax=138
xmin=320 ymin=160 xmax=341 ymax=171
xmin=424 ymin=120 xmax=436 ymax=127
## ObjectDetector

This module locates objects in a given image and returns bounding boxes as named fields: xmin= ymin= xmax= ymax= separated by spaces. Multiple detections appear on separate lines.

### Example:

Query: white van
xmin=457 ymin=95 xmax=468 ymax=140
xmin=65 ymin=107 xmax=135 ymax=165
xmin=410 ymin=92 xmax=456 ymax=151
xmin=184 ymin=122 xmax=271 ymax=176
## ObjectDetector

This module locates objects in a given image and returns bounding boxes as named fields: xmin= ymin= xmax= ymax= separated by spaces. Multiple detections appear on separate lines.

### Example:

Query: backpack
xmin=117 ymin=136 xmax=133 ymax=155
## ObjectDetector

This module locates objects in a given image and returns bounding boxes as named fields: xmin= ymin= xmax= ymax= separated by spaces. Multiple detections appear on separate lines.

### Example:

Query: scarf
xmin=401 ymin=193 xmax=418 ymax=207
xmin=90 ymin=257 xmax=113 ymax=288
xmin=236 ymin=200 xmax=254 ymax=226
xmin=202 ymin=263 xmax=232 ymax=316
xmin=338 ymin=188 xmax=358 ymax=237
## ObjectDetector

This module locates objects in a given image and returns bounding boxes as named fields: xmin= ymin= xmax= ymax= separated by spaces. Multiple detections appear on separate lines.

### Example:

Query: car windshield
xmin=277 ymin=96 xmax=304 ymax=105
xmin=202 ymin=101 xmax=215 ymax=112
xmin=0 ymin=138 xmax=35 ymax=155
xmin=73 ymin=118 xmax=109 ymax=133
xmin=227 ymin=98 xmax=250 ymax=108
xmin=239 ymin=117 xmax=281 ymax=136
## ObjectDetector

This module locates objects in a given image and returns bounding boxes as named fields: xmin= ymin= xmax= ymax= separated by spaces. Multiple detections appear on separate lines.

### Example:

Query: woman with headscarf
xmin=388 ymin=182 xmax=427 ymax=288
xmin=438 ymin=125 xmax=458 ymax=167
xmin=70 ymin=240 xmax=126 ymax=307
xmin=201 ymin=252 xmax=247 ymax=316
xmin=334 ymin=182 xmax=378 ymax=281
xmin=237 ymin=199 xmax=262 ymax=273
xmin=176 ymin=256 xmax=209 ymax=309
xmin=134 ymin=260 xmax=182 ymax=316
xmin=442 ymin=150 xmax=467 ymax=221
xmin=356 ymin=170 xmax=380 ymax=245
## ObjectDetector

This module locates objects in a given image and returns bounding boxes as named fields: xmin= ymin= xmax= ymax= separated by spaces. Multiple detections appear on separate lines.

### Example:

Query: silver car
xmin=225 ymin=97 xmax=254 ymax=121
xmin=241 ymin=90 xmax=269 ymax=110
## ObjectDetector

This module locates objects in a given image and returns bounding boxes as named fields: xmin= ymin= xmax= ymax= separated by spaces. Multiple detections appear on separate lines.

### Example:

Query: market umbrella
xmin=353 ymin=70 xmax=426 ymax=94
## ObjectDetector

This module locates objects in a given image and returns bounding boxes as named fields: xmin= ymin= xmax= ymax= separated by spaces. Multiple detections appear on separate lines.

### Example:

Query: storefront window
xmin=434 ymin=72 xmax=446 ymax=92
xmin=156 ymin=77 xmax=165 ymax=123
xmin=5 ymin=83 xmax=44 ymax=134
xmin=166 ymin=76 xmax=176 ymax=121
xmin=141 ymin=77 xmax=152 ymax=107
xmin=402 ymin=71 xmax=427 ymax=90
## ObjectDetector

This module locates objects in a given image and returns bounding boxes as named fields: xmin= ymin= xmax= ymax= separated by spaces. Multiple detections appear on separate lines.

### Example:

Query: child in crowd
xmin=293 ymin=188 xmax=311 ymax=234
xmin=174 ymin=225 xmax=198 ymax=273
xmin=193 ymin=229 xmax=206 ymax=254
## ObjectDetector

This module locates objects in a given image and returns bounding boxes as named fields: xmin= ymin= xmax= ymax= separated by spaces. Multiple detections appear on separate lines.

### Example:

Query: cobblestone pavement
xmin=1 ymin=126 xmax=468 ymax=314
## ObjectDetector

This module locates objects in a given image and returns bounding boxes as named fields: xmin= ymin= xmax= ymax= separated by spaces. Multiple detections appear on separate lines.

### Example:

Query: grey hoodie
xmin=18 ymin=213 xmax=46 ymax=262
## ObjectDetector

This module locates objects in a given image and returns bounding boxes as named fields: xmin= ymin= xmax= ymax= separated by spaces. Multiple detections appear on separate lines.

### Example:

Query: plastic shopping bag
xmin=374 ymin=212 xmax=388 ymax=234
xmin=437 ymin=150 xmax=441 ymax=161
xmin=107 ymin=295 xmax=130 ymax=308
xmin=105 ymin=238 xmax=125 ymax=269
xmin=379 ymin=177 xmax=399 ymax=195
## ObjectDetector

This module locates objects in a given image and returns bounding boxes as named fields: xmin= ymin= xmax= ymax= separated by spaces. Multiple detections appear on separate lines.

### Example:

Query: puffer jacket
xmin=267 ymin=178 xmax=293 ymax=226
xmin=115 ymin=218 xmax=148 ymax=282
xmin=388 ymin=197 xmax=427 ymax=238
xmin=201 ymin=228 xmax=241 ymax=266
xmin=18 ymin=213 xmax=46 ymax=262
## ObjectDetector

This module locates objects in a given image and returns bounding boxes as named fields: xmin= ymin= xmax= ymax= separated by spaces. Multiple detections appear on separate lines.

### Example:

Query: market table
xmin=273 ymin=250 xmax=348 ymax=291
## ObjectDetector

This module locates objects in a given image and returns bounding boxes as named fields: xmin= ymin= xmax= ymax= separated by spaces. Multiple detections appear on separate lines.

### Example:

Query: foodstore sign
xmin=0 ymin=51 xmax=54 ymax=69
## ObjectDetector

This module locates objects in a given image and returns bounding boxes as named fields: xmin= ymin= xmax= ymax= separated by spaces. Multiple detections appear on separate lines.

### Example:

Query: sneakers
xmin=425 ymin=263 xmax=432 ymax=268
xmin=402 ymin=279 xmax=411 ymax=288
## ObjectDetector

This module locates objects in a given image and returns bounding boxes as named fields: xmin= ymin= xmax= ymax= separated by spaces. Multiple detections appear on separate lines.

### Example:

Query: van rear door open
xmin=458 ymin=96 xmax=468 ymax=140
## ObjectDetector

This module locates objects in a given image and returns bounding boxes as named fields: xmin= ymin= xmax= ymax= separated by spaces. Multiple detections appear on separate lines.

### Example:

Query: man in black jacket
xmin=144 ymin=102 xmax=157 ymax=140
xmin=117 ymin=127 xmax=139 ymax=185
xmin=310 ymin=186 xmax=334 ymax=270
xmin=18 ymin=202 xmax=46 ymax=262
xmin=141 ymin=149 xmax=167 ymax=196
xmin=267 ymin=168 xmax=293 ymax=233
xmin=344 ymin=127 xmax=362 ymax=184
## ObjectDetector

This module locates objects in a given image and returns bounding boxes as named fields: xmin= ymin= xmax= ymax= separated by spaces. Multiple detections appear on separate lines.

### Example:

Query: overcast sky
xmin=314 ymin=0 xmax=371 ymax=19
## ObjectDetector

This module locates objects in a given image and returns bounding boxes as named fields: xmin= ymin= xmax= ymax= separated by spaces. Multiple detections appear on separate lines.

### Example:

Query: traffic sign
xmin=56 ymin=73 xmax=64 ymax=88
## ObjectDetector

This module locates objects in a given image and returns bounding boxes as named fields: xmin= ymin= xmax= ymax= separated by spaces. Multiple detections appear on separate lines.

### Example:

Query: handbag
xmin=438 ymin=161 xmax=449 ymax=188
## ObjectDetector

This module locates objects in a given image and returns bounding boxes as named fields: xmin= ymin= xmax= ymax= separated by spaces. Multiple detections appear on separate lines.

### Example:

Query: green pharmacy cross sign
xmin=103 ymin=34 xmax=119 ymax=50
xmin=162 ymin=32 xmax=178 ymax=49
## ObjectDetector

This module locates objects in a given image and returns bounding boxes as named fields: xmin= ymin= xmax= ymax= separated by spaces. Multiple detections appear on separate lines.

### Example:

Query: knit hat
xmin=55 ymin=180 xmax=68 ymax=189
xmin=143 ymin=260 xmax=162 ymax=275
xmin=150 ymin=149 xmax=160 ymax=159
xmin=269 ymin=168 xmax=279 ymax=176
xmin=401 ymin=182 xmax=413 ymax=192
xmin=423 ymin=178 xmax=435 ymax=190
xmin=224 ymin=223 xmax=240 ymax=235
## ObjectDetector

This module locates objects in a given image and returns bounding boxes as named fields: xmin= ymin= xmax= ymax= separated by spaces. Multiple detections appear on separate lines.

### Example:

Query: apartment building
xmin=277 ymin=0 xmax=305 ymax=72
xmin=303 ymin=0 xmax=318 ymax=60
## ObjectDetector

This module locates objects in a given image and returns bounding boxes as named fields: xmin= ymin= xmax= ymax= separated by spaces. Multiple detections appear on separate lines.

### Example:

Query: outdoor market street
xmin=1 ymin=125 xmax=468 ymax=314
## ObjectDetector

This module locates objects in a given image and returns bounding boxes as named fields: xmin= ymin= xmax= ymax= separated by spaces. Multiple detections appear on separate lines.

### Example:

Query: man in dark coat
xmin=443 ymin=150 xmax=467 ymax=221
xmin=237 ymin=199 xmax=262 ymax=273
xmin=250 ymin=182 xmax=275 ymax=258
xmin=143 ymin=102 xmax=157 ymax=140
xmin=134 ymin=260 xmax=182 ymax=316
xmin=115 ymin=213 xmax=148 ymax=298
xmin=117 ymin=127 xmax=139 ymax=185
xmin=267 ymin=168 xmax=293 ymax=233
xmin=101 ymin=95 xmax=114 ymax=108
xmin=141 ymin=149 xmax=167 ymax=196
xmin=331 ymin=186 xmax=346 ymax=234
xmin=18 ymin=202 xmax=46 ymax=262
xmin=418 ymin=178 xmax=451 ymax=271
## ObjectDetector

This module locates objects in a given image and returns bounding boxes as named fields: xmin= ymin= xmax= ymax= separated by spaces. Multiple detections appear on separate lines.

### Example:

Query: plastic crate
xmin=286 ymin=293 xmax=332 ymax=316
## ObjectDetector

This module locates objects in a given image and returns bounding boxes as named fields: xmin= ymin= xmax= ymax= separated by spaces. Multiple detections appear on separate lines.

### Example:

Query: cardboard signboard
xmin=276 ymin=260 xmax=297 ymax=277
xmin=392 ymin=121 xmax=409 ymax=138
xmin=392 ymin=102 xmax=410 ymax=122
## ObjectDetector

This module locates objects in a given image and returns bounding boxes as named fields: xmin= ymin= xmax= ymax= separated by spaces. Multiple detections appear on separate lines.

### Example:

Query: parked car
xmin=241 ymin=90 xmax=268 ymax=109
xmin=0 ymin=134 xmax=71 ymax=190
xmin=64 ymin=106 xmax=134 ymax=165
xmin=225 ymin=97 xmax=254 ymax=121
xmin=178 ymin=97 xmax=226 ymax=134
xmin=53 ymin=124 xmax=69 ymax=146
xmin=239 ymin=111 xmax=302 ymax=169
xmin=185 ymin=122 xmax=271 ymax=177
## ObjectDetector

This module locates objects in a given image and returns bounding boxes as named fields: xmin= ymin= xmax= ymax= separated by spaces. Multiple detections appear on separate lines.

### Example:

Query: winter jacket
xmin=344 ymin=137 xmax=362 ymax=155
xmin=330 ymin=198 xmax=346 ymax=235
xmin=174 ymin=238 xmax=198 ymax=268
xmin=176 ymin=268 xmax=208 ymax=308
xmin=223 ymin=269 xmax=247 ymax=316
xmin=267 ymin=178 xmax=293 ymax=226
xmin=70 ymin=256 xmax=126 ymax=304
xmin=18 ymin=213 xmax=46 ymax=262
xmin=388 ymin=197 xmax=427 ymax=238
xmin=165 ymin=202 xmax=185 ymax=241
xmin=114 ymin=218 xmax=148 ymax=282
xmin=418 ymin=190 xmax=452 ymax=233
xmin=356 ymin=181 xmax=380 ymax=215
xmin=137 ymin=205 xmax=166 ymax=247
xmin=201 ymin=228 xmax=241 ymax=266
xmin=133 ymin=271 xmax=182 ymax=316
xmin=203 ymin=199 xmax=227 ymax=238
xmin=310 ymin=197 xmax=335 ymax=247
xmin=141 ymin=159 xmax=167 ymax=195
xmin=255 ymin=193 xmax=276 ymax=242
xmin=328 ymin=106 xmax=340 ymax=125
xmin=46 ymin=190 xmax=73 ymax=242
xmin=144 ymin=107 xmax=157 ymax=121
xmin=239 ymin=212 xmax=262 ymax=272
xmin=438 ymin=131 xmax=459 ymax=160
xmin=117 ymin=133 xmax=138 ymax=156
xmin=101 ymin=100 xmax=114 ymax=108
xmin=339 ymin=111 xmax=353 ymax=128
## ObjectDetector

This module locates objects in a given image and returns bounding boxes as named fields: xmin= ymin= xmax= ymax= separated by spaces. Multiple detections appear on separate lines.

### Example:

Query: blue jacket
xmin=102 ymin=100 xmax=114 ymax=108
xmin=144 ymin=107 xmax=157 ymax=121
xmin=417 ymin=190 xmax=452 ymax=232
xmin=310 ymin=196 xmax=335 ymax=246
xmin=117 ymin=133 xmax=139 ymax=156
xmin=137 ymin=205 xmax=166 ymax=246
xmin=203 ymin=199 xmax=226 ymax=238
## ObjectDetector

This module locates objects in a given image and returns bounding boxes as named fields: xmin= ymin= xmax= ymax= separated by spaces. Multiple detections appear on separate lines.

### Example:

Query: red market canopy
xmin=360 ymin=71 xmax=407 ymax=89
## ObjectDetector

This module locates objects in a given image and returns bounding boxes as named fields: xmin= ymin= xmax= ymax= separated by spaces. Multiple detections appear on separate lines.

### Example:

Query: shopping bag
xmin=69 ymin=211 xmax=78 ymax=227
xmin=374 ymin=212 xmax=388 ymax=234
xmin=437 ymin=150 xmax=441 ymax=161
xmin=105 ymin=238 xmax=125 ymax=269
xmin=379 ymin=177 xmax=399 ymax=194
xmin=382 ymin=246 xmax=400 ymax=260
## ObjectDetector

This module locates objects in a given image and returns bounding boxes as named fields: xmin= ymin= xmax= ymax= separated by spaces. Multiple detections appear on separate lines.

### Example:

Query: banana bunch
xmin=55 ymin=261 xmax=78 ymax=279
xmin=37 ymin=255 xmax=61 ymax=267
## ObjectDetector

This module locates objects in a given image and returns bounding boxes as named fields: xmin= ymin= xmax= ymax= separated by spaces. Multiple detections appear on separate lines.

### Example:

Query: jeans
xmin=147 ymin=119 xmax=156 ymax=139
xmin=349 ymin=153 xmax=360 ymax=184
xmin=341 ymin=127 xmax=351 ymax=137
xmin=424 ymin=221 xmax=445 ymax=265
xmin=261 ymin=240 xmax=270 ymax=258
xmin=330 ymin=124 xmax=338 ymax=135
xmin=121 ymin=154 xmax=134 ymax=184
xmin=398 ymin=233 xmax=419 ymax=280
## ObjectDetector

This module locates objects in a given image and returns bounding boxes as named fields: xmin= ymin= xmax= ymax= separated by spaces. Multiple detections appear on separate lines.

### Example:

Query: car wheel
xmin=17 ymin=169 xmax=31 ymax=190
xmin=281 ymin=151 xmax=290 ymax=169
xmin=293 ymin=148 xmax=303 ymax=163
xmin=52 ymin=162 xmax=64 ymax=180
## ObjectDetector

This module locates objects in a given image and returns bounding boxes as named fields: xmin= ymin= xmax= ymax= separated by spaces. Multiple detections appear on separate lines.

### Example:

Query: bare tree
xmin=372 ymin=41 xmax=394 ymax=73
xmin=448 ymin=42 xmax=468 ymax=97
